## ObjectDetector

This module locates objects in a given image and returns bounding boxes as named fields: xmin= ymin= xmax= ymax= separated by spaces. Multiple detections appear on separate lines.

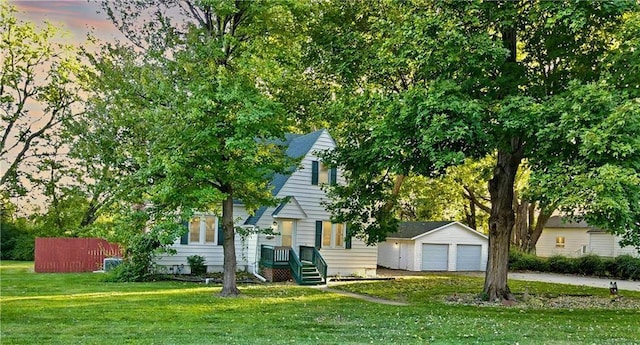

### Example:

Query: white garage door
xmin=421 ymin=244 xmax=449 ymax=271
xmin=456 ymin=244 xmax=482 ymax=271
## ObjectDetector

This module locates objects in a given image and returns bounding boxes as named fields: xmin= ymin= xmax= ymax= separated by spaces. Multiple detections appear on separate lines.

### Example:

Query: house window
xmin=319 ymin=163 xmax=330 ymax=184
xmin=189 ymin=218 xmax=200 ymax=243
xmin=186 ymin=215 xmax=218 ymax=245
xmin=321 ymin=221 xmax=345 ymax=248
xmin=555 ymin=236 xmax=565 ymax=248
xmin=204 ymin=216 xmax=216 ymax=243
xmin=312 ymin=161 xmax=337 ymax=186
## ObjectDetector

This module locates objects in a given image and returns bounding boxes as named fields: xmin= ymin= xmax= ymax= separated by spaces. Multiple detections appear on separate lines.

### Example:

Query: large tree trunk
xmin=220 ymin=186 xmax=240 ymax=297
xmin=484 ymin=143 xmax=522 ymax=301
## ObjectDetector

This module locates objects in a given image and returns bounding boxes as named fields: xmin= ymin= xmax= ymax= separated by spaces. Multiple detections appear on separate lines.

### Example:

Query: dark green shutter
xmin=217 ymin=219 xmax=224 ymax=245
xmin=330 ymin=168 xmax=337 ymax=185
xmin=315 ymin=221 xmax=322 ymax=249
xmin=345 ymin=225 xmax=352 ymax=249
xmin=311 ymin=161 xmax=319 ymax=185
xmin=180 ymin=221 xmax=189 ymax=245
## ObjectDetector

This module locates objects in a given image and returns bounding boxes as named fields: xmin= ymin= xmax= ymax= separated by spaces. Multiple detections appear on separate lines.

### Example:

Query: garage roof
xmin=387 ymin=221 xmax=455 ymax=239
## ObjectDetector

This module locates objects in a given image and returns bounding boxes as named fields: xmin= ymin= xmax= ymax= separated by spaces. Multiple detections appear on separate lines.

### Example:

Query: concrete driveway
xmin=376 ymin=268 xmax=640 ymax=292
xmin=507 ymin=272 xmax=640 ymax=292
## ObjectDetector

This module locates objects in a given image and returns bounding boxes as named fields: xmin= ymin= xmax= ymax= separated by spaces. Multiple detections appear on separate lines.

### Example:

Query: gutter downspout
xmin=250 ymin=227 xmax=267 ymax=282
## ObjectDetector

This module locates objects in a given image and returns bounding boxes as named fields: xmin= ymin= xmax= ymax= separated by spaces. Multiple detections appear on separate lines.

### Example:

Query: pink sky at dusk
xmin=10 ymin=0 xmax=125 ymax=44
xmin=5 ymin=1 xmax=128 ymax=212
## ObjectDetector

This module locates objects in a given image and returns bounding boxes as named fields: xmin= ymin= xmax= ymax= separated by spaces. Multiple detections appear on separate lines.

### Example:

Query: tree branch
xmin=382 ymin=174 xmax=405 ymax=213
xmin=462 ymin=185 xmax=491 ymax=214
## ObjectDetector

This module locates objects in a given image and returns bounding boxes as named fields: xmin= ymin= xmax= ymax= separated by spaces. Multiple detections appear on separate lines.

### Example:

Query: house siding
xmin=155 ymin=205 xmax=253 ymax=273
xmin=538 ymin=217 xmax=639 ymax=258
xmin=589 ymin=232 xmax=615 ymax=257
xmin=155 ymin=239 xmax=246 ymax=274
xmin=614 ymin=235 xmax=640 ymax=257
xmin=536 ymin=228 xmax=589 ymax=258
xmin=378 ymin=240 xmax=414 ymax=270
xmin=538 ymin=228 xmax=639 ymax=258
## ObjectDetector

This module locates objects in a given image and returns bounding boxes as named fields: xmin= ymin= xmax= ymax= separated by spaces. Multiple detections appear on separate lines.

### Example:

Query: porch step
xmin=299 ymin=264 xmax=325 ymax=286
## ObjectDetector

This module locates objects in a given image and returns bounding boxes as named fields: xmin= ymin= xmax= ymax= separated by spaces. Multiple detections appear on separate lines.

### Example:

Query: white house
xmin=377 ymin=221 xmax=488 ymax=272
xmin=536 ymin=216 xmax=639 ymax=258
xmin=154 ymin=129 xmax=378 ymax=283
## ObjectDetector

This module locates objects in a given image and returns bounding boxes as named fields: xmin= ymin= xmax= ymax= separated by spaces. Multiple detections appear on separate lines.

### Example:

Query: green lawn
xmin=1 ymin=261 xmax=639 ymax=345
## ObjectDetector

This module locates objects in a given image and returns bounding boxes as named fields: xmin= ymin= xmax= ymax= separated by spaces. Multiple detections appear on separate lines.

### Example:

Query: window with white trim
xmin=186 ymin=215 xmax=217 ymax=245
xmin=319 ymin=163 xmax=330 ymax=184
xmin=322 ymin=221 xmax=345 ymax=248
xmin=555 ymin=236 xmax=565 ymax=248
xmin=312 ymin=161 xmax=337 ymax=186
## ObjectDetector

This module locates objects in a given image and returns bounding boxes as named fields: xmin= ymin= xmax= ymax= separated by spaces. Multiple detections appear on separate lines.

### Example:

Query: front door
xmin=279 ymin=220 xmax=295 ymax=247
xmin=399 ymin=243 xmax=409 ymax=270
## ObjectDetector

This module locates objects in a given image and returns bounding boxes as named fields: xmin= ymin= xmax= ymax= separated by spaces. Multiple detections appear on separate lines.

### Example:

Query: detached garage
xmin=378 ymin=221 xmax=488 ymax=271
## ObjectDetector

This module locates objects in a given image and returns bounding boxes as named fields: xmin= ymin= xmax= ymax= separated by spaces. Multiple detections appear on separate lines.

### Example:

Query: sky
xmin=10 ymin=0 xmax=124 ymax=44
xmin=6 ymin=1 xmax=125 ymax=212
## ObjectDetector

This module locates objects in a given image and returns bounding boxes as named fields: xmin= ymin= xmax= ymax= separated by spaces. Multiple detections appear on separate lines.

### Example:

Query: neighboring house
xmin=536 ymin=216 xmax=639 ymax=258
xmin=154 ymin=129 xmax=378 ymax=283
xmin=377 ymin=221 xmax=488 ymax=272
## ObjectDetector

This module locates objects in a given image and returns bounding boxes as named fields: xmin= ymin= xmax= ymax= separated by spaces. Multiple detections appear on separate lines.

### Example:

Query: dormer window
xmin=312 ymin=161 xmax=337 ymax=186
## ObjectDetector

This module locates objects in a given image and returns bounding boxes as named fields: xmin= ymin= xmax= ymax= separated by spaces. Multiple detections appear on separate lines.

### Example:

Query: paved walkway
xmin=317 ymin=287 xmax=408 ymax=306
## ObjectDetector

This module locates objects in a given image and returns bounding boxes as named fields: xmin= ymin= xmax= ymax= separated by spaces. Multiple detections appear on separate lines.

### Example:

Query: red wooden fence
xmin=35 ymin=238 xmax=122 ymax=273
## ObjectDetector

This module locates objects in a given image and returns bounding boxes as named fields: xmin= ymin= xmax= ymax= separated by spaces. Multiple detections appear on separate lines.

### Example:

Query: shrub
xmin=10 ymin=234 xmax=35 ymax=261
xmin=610 ymin=255 xmax=640 ymax=280
xmin=509 ymin=250 xmax=548 ymax=272
xmin=575 ymin=254 xmax=606 ymax=276
xmin=547 ymin=255 xmax=576 ymax=274
xmin=603 ymin=257 xmax=617 ymax=277
xmin=104 ymin=210 xmax=187 ymax=282
xmin=106 ymin=232 xmax=163 ymax=282
xmin=510 ymin=250 xmax=639 ymax=280
xmin=187 ymin=255 xmax=207 ymax=276
xmin=0 ymin=221 xmax=34 ymax=261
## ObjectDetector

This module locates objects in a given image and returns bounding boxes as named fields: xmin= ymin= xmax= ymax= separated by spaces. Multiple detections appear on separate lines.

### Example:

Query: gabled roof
xmin=386 ymin=221 xmax=487 ymax=240
xmin=545 ymin=216 xmax=595 ymax=229
xmin=386 ymin=221 xmax=455 ymax=239
xmin=272 ymin=196 xmax=307 ymax=219
xmin=244 ymin=129 xmax=327 ymax=226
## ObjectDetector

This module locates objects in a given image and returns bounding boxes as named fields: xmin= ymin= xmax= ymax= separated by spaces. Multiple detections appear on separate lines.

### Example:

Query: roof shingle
xmin=387 ymin=221 xmax=455 ymax=239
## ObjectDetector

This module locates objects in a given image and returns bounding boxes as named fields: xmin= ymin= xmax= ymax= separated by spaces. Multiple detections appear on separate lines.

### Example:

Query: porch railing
xmin=260 ymin=245 xmax=290 ymax=268
xmin=299 ymin=246 xmax=327 ymax=282
xmin=289 ymin=250 xmax=303 ymax=283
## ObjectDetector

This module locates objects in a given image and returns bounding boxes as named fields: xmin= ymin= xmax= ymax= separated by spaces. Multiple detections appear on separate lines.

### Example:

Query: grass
xmin=1 ymin=261 xmax=639 ymax=344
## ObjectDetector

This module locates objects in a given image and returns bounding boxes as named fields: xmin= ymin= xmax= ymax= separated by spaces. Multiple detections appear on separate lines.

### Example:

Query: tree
xmin=529 ymin=82 xmax=640 ymax=249
xmin=310 ymin=1 xmax=640 ymax=301
xmin=91 ymin=0 xmax=303 ymax=295
xmin=0 ymin=3 xmax=83 ymax=196
xmin=395 ymin=157 xmax=493 ymax=233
